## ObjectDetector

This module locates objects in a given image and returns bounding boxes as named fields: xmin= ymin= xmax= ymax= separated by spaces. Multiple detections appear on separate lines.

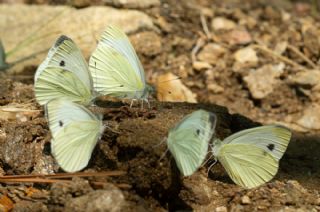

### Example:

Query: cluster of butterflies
xmin=34 ymin=25 xmax=153 ymax=172
xmin=33 ymin=25 xmax=292 ymax=189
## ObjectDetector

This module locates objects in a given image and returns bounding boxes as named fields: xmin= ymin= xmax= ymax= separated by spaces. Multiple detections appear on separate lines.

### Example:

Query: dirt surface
xmin=1 ymin=0 xmax=320 ymax=211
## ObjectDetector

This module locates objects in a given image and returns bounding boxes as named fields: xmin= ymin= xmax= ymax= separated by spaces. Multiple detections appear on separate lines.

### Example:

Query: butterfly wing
xmin=167 ymin=110 xmax=217 ymax=176
xmin=89 ymin=25 xmax=145 ymax=98
xmin=222 ymin=125 xmax=292 ymax=161
xmin=46 ymin=99 xmax=104 ymax=172
xmin=34 ymin=36 xmax=93 ymax=105
xmin=216 ymin=144 xmax=278 ymax=188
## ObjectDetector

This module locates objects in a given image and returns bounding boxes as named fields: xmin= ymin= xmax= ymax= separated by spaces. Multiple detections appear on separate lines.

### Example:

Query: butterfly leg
xmin=130 ymin=99 xmax=136 ymax=108
xmin=207 ymin=158 xmax=218 ymax=176
xmin=145 ymin=98 xmax=151 ymax=109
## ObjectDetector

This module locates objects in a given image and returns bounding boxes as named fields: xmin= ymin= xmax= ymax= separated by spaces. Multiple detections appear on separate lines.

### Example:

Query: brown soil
xmin=1 ymin=0 xmax=320 ymax=211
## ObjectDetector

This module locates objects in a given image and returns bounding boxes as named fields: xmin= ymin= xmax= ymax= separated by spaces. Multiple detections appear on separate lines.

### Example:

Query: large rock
xmin=0 ymin=4 xmax=155 ymax=73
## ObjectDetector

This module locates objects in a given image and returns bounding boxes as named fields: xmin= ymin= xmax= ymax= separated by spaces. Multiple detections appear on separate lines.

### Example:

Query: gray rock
xmin=244 ymin=63 xmax=285 ymax=99
xmin=64 ymin=187 xmax=125 ymax=212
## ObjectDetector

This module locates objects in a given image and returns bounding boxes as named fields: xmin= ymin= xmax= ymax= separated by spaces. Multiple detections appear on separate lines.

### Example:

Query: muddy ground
xmin=1 ymin=0 xmax=320 ymax=211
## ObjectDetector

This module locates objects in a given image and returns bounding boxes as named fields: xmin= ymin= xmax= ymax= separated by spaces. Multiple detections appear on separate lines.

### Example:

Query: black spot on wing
xmin=196 ymin=129 xmax=200 ymax=135
xmin=60 ymin=60 xmax=65 ymax=67
xmin=209 ymin=113 xmax=217 ymax=129
xmin=267 ymin=144 xmax=275 ymax=151
xmin=55 ymin=35 xmax=71 ymax=47
xmin=59 ymin=120 xmax=64 ymax=127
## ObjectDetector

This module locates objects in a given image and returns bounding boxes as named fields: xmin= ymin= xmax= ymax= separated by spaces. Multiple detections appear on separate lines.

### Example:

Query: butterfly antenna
xmin=152 ymin=137 xmax=167 ymax=149
xmin=159 ymin=147 xmax=169 ymax=161
xmin=157 ymin=76 xmax=182 ymax=84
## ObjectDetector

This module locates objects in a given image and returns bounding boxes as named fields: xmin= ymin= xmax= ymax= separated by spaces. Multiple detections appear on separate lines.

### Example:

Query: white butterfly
xmin=211 ymin=125 xmax=292 ymax=188
xmin=45 ymin=98 xmax=105 ymax=172
xmin=34 ymin=35 xmax=96 ymax=106
xmin=167 ymin=110 xmax=217 ymax=176
xmin=89 ymin=25 xmax=154 ymax=107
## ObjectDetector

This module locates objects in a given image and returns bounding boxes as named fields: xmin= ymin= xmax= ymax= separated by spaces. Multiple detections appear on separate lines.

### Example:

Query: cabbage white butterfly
xmin=45 ymin=98 xmax=105 ymax=172
xmin=211 ymin=125 xmax=292 ymax=188
xmin=89 ymin=25 xmax=154 ymax=107
xmin=34 ymin=35 xmax=95 ymax=106
xmin=167 ymin=110 xmax=217 ymax=176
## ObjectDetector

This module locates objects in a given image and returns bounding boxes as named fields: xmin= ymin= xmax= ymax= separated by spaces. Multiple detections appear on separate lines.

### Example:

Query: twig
xmin=0 ymin=171 xmax=126 ymax=179
xmin=0 ymin=178 xmax=71 ymax=184
xmin=200 ymin=13 xmax=212 ymax=39
xmin=252 ymin=44 xmax=308 ymax=71
xmin=287 ymin=44 xmax=317 ymax=69
xmin=191 ymin=37 xmax=205 ymax=62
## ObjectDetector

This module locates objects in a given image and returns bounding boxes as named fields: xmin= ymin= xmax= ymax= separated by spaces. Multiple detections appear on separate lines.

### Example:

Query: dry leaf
xmin=0 ymin=195 xmax=14 ymax=212
xmin=0 ymin=106 xmax=41 ymax=122
xmin=156 ymin=73 xmax=197 ymax=103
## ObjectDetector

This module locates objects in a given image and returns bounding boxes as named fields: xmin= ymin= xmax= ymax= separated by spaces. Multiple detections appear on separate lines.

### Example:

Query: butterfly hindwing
xmin=34 ymin=36 xmax=93 ymax=105
xmin=89 ymin=25 xmax=146 ymax=99
xmin=167 ymin=110 xmax=217 ymax=176
xmin=46 ymin=99 xmax=104 ymax=172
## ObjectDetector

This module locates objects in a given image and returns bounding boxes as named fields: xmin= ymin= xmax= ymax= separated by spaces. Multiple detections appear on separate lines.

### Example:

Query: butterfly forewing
xmin=89 ymin=25 xmax=146 ymax=99
xmin=46 ymin=99 xmax=99 ymax=136
xmin=34 ymin=35 xmax=94 ymax=105
xmin=222 ymin=125 xmax=291 ymax=161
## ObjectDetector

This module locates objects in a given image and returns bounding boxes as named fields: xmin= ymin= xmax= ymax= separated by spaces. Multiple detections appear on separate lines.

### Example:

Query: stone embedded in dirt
xmin=274 ymin=41 xmax=288 ymax=55
xmin=64 ymin=188 xmax=125 ymax=211
xmin=234 ymin=47 xmax=258 ymax=64
xmin=207 ymin=83 xmax=224 ymax=94
xmin=211 ymin=17 xmax=237 ymax=31
xmin=156 ymin=73 xmax=197 ymax=103
xmin=243 ymin=63 xmax=285 ymax=99
xmin=303 ymin=28 xmax=320 ymax=58
xmin=192 ymin=61 xmax=212 ymax=71
xmin=130 ymin=31 xmax=162 ymax=57
xmin=50 ymin=177 xmax=94 ymax=205
xmin=225 ymin=29 xmax=252 ymax=45
xmin=288 ymin=70 xmax=320 ymax=88
xmin=197 ymin=43 xmax=227 ymax=65
xmin=241 ymin=195 xmax=251 ymax=205
xmin=0 ymin=4 xmax=155 ymax=73
xmin=104 ymin=0 xmax=160 ymax=9
xmin=215 ymin=206 xmax=228 ymax=212
xmin=296 ymin=104 xmax=320 ymax=130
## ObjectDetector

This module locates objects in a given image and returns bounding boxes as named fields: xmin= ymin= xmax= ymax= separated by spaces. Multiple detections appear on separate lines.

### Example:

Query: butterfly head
xmin=210 ymin=138 xmax=222 ymax=156
xmin=141 ymin=83 xmax=156 ymax=99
